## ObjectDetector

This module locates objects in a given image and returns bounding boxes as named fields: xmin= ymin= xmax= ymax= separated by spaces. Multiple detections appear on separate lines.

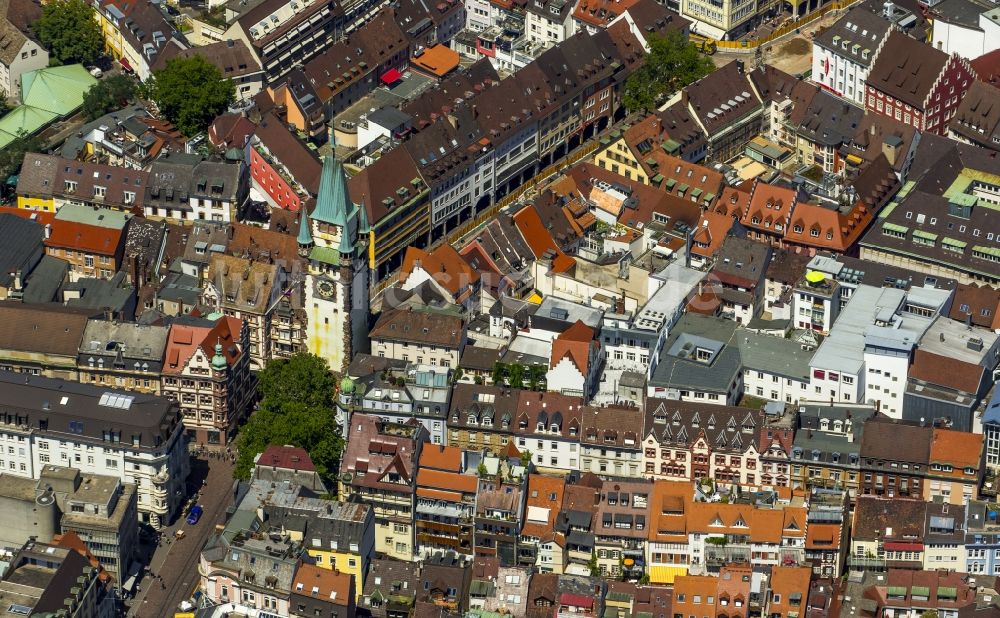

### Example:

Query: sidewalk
xmin=127 ymin=454 xmax=236 ymax=618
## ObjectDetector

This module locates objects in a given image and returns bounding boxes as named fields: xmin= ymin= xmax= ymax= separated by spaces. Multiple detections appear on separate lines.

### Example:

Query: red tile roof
xmin=690 ymin=211 xmax=734 ymax=259
xmin=712 ymin=186 xmax=751 ymax=218
xmin=416 ymin=468 xmax=478 ymax=493
xmin=741 ymin=181 xmax=797 ymax=235
xmin=0 ymin=206 xmax=56 ymax=226
xmin=908 ymin=349 xmax=984 ymax=394
xmin=512 ymin=205 xmax=575 ymax=274
xmin=550 ymin=320 xmax=596 ymax=374
xmin=400 ymin=244 xmax=480 ymax=301
xmin=419 ymin=444 xmax=463 ymax=472
xmin=163 ymin=316 xmax=242 ymax=374
xmin=411 ymin=44 xmax=460 ymax=77
xmin=257 ymin=445 xmax=317 ymax=471
xmin=572 ymin=0 xmax=641 ymax=28
xmin=44 ymin=220 xmax=124 ymax=255
xmin=292 ymin=562 xmax=354 ymax=606
xmin=929 ymin=427 xmax=984 ymax=471
xmin=972 ymin=48 xmax=1000 ymax=87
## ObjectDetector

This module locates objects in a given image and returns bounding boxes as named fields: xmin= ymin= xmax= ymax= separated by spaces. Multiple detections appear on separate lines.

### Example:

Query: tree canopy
xmin=233 ymin=354 xmax=343 ymax=484
xmin=623 ymin=32 xmax=715 ymax=112
xmin=146 ymin=55 xmax=235 ymax=136
xmin=0 ymin=130 xmax=46 ymax=180
xmin=33 ymin=0 xmax=104 ymax=66
xmin=82 ymin=75 xmax=137 ymax=121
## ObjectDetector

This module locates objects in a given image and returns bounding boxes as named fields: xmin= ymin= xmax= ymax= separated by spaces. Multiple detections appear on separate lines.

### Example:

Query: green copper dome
xmin=340 ymin=376 xmax=355 ymax=394
xmin=212 ymin=342 xmax=228 ymax=370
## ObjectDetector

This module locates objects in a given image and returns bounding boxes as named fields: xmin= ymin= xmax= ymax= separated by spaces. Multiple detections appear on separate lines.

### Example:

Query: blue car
xmin=186 ymin=505 xmax=203 ymax=525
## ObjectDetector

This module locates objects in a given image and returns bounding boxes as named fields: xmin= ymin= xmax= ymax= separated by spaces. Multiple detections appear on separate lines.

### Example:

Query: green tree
xmin=508 ymin=364 xmax=525 ymax=389
xmin=491 ymin=361 xmax=507 ymax=386
xmin=528 ymin=365 xmax=546 ymax=391
xmin=0 ymin=130 xmax=46 ymax=180
xmin=256 ymin=353 xmax=336 ymax=409
xmin=233 ymin=353 xmax=342 ymax=483
xmin=146 ymin=55 xmax=235 ymax=136
xmin=623 ymin=31 xmax=715 ymax=112
xmin=589 ymin=550 xmax=600 ymax=577
xmin=82 ymin=75 xmax=137 ymax=121
xmin=33 ymin=0 xmax=104 ymax=66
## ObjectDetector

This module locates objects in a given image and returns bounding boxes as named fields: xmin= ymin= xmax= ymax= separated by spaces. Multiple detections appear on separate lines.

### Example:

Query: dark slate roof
xmin=685 ymin=61 xmax=762 ymax=136
xmin=648 ymin=313 xmax=741 ymax=392
xmin=645 ymin=398 xmax=762 ymax=453
xmin=793 ymin=89 xmax=864 ymax=148
xmin=859 ymin=418 xmax=932 ymax=464
xmin=867 ymin=31 xmax=949 ymax=108
xmin=713 ymin=236 xmax=770 ymax=288
xmin=948 ymin=80 xmax=1000 ymax=152
xmin=859 ymin=134 xmax=1000 ymax=281
xmin=812 ymin=6 xmax=892 ymax=68
xmin=0 ymin=370 xmax=180 ymax=449
xmin=20 ymin=255 xmax=68 ymax=304
xmin=0 ymin=213 xmax=44 ymax=289
xmin=792 ymin=405 xmax=877 ymax=463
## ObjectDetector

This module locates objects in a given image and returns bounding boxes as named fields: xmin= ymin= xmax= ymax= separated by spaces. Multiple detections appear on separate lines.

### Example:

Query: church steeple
xmin=311 ymin=131 xmax=352 ymax=228
xmin=297 ymin=205 xmax=313 ymax=251
xmin=358 ymin=200 xmax=370 ymax=236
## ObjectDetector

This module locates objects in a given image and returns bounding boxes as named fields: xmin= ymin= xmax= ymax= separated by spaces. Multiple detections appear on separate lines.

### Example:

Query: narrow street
xmin=127 ymin=453 xmax=237 ymax=618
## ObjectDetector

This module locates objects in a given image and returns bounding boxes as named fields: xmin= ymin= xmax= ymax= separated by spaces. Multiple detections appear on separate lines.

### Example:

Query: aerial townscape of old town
xmin=2 ymin=0 xmax=1000 ymax=614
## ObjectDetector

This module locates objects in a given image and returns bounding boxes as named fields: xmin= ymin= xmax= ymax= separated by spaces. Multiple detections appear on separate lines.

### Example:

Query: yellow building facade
xmin=305 ymin=546 xmax=366 ymax=600
xmin=594 ymin=138 xmax=651 ymax=184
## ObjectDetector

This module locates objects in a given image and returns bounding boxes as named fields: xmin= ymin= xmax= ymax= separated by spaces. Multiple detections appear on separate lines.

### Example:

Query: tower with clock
xmin=297 ymin=136 xmax=371 ymax=372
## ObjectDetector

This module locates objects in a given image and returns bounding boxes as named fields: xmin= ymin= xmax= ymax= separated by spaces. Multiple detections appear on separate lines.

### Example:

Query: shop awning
xmin=119 ymin=56 xmax=133 ymax=72
xmin=380 ymin=68 xmax=402 ymax=85
xmin=884 ymin=541 xmax=923 ymax=551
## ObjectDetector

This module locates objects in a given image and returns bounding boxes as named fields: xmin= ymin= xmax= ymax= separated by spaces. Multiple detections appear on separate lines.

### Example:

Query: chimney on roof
xmin=882 ymin=136 xmax=900 ymax=166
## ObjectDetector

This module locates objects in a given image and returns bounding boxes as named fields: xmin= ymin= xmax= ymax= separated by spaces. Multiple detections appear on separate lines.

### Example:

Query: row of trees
xmin=233 ymin=354 xmax=345 ymax=484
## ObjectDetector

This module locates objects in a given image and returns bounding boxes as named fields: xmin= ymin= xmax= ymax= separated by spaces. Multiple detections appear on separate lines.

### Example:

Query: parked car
xmin=186 ymin=505 xmax=203 ymax=525
xmin=88 ymin=67 xmax=103 ymax=78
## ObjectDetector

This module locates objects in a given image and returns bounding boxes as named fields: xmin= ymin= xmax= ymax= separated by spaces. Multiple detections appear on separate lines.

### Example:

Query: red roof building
xmin=865 ymin=32 xmax=976 ymax=135
xmin=43 ymin=219 xmax=126 ymax=281
xmin=162 ymin=316 xmax=253 ymax=445
xmin=415 ymin=444 xmax=477 ymax=556
xmin=547 ymin=321 xmax=601 ymax=399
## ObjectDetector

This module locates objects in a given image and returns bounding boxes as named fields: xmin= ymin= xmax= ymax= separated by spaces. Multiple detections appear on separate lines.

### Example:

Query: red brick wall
xmin=250 ymin=147 xmax=303 ymax=212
